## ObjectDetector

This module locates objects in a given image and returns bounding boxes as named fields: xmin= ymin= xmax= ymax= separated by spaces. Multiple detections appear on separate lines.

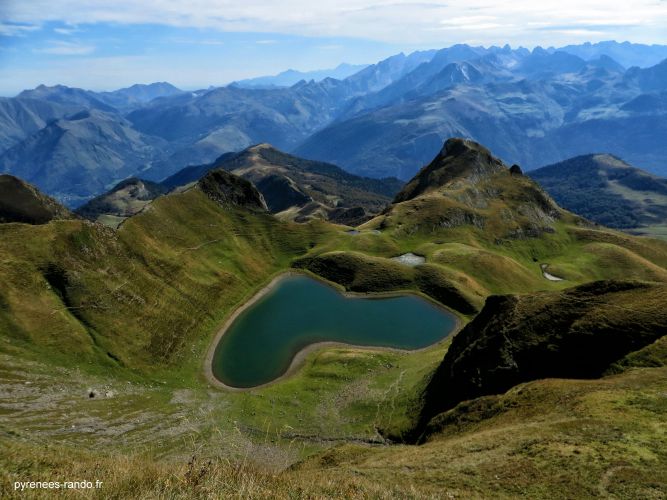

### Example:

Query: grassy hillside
xmin=3 ymin=339 xmax=666 ymax=498
xmin=0 ymin=187 xmax=317 ymax=372
xmin=1 ymin=139 xmax=667 ymax=497
xmin=295 ymin=356 xmax=667 ymax=499
xmin=414 ymin=280 xmax=667 ymax=440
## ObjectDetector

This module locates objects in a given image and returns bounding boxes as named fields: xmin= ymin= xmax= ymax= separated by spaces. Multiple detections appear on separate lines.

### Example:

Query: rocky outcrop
xmin=254 ymin=174 xmax=311 ymax=212
xmin=394 ymin=138 xmax=506 ymax=203
xmin=410 ymin=280 xmax=667 ymax=441
xmin=0 ymin=174 xmax=73 ymax=224
xmin=198 ymin=169 xmax=267 ymax=212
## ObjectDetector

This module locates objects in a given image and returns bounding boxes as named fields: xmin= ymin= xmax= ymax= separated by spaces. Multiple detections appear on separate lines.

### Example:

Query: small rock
xmin=510 ymin=164 xmax=523 ymax=175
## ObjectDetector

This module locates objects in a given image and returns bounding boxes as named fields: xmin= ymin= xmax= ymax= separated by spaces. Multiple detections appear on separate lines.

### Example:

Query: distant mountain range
xmin=295 ymin=51 xmax=667 ymax=180
xmin=232 ymin=63 xmax=369 ymax=89
xmin=17 ymin=82 xmax=184 ymax=112
xmin=555 ymin=41 xmax=667 ymax=68
xmin=0 ymin=109 xmax=168 ymax=206
xmin=1 ymin=41 xmax=667 ymax=207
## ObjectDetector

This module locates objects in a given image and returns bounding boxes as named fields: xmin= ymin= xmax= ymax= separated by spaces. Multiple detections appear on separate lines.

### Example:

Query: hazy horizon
xmin=1 ymin=0 xmax=666 ymax=95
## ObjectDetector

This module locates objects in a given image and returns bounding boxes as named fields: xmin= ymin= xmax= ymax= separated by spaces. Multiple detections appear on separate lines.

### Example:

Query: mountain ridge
xmin=2 ymin=42 xmax=667 ymax=205
xmin=530 ymin=154 xmax=667 ymax=237
xmin=0 ymin=174 xmax=74 ymax=224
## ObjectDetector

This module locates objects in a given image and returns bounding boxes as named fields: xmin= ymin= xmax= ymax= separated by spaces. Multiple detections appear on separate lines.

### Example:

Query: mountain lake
xmin=210 ymin=274 xmax=457 ymax=388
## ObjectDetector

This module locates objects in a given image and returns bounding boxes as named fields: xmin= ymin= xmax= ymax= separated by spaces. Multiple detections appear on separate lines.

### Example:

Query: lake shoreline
xmin=203 ymin=269 xmax=463 ymax=392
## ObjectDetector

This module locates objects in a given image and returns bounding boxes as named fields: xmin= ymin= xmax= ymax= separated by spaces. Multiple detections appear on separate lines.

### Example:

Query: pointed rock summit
xmin=394 ymin=138 xmax=507 ymax=203
xmin=378 ymin=138 xmax=564 ymax=241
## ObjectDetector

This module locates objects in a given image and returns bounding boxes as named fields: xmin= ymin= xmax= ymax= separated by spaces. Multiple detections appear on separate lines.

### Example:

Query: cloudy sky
xmin=1 ymin=0 xmax=666 ymax=95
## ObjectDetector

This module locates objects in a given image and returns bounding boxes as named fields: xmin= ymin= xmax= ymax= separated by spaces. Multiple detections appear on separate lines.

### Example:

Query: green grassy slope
xmin=0 ymin=187 xmax=320 ymax=373
xmin=296 ymin=359 xmax=667 ymax=499
xmin=1 ymin=139 xmax=667 ymax=497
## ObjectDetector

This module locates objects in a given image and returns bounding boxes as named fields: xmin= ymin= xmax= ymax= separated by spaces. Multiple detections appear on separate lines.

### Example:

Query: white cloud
xmin=170 ymin=37 xmax=224 ymax=45
xmin=35 ymin=41 xmax=95 ymax=55
xmin=0 ymin=22 xmax=40 ymax=37
xmin=53 ymin=26 xmax=79 ymax=35
xmin=1 ymin=0 xmax=666 ymax=46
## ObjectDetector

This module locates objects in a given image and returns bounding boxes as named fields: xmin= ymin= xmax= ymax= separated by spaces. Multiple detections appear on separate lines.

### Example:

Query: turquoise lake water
xmin=211 ymin=274 xmax=457 ymax=388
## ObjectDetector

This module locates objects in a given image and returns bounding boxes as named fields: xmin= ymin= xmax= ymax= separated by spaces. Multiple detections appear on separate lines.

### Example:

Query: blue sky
xmin=1 ymin=0 xmax=666 ymax=96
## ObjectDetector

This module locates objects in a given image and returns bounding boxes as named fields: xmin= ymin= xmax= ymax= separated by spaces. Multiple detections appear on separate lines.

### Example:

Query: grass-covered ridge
xmin=1 ymin=138 xmax=667 ymax=497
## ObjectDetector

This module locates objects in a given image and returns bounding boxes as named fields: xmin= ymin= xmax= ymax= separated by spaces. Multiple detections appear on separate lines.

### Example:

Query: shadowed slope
xmin=410 ymin=280 xmax=667 ymax=440
xmin=0 ymin=174 xmax=73 ymax=224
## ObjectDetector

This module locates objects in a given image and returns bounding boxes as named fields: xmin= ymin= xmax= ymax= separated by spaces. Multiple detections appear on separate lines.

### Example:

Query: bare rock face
xmin=0 ymin=174 xmax=74 ymax=224
xmin=198 ymin=168 xmax=267 ymax=212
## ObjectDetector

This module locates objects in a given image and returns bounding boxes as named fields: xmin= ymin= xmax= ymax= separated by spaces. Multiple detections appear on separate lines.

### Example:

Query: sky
xmin=0 ymin=0 xmax=666 ymax=96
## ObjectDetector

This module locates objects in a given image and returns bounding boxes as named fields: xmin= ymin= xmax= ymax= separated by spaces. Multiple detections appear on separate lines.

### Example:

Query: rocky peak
xmin=394 ymin=138 xmax=509 ymax=203
xmin=198 ymin=169 xmax=267 ymax=212
xmin=382 ymin=138 xmax=563 ymax=241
